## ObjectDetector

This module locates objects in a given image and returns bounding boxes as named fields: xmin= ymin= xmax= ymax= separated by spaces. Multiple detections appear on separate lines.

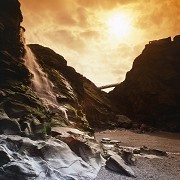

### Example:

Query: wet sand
xmin=95 ymin=129 xmax=180 ymax=180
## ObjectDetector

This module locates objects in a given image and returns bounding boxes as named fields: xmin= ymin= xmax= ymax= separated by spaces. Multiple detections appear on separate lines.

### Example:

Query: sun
xmin=107 ymin=13 xmax=132 ymax=39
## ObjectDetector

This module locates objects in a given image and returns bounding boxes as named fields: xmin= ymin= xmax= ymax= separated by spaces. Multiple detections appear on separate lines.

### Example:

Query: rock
xmin=0 ymin=0 xmax=116 ymax=140
xmin=105 ymin=154 xmax=135 ymax=177
xmin=173 ymin=35 xmax=180 ymax=44
xmin=109 ymin=36 xmax=180 ymax=132
xmin=101 ymin=138 xmax=111 ymax=143
xmin=0 ymin=0 xmax=23 ymax=57
xmin=133 ymin=149 xmax=141 ymax=154
xmin=0 ymin=150 xmax=10 ymax=166
xmin=0 ymin=135 xmax=103 ymax=180
xmin=0 ymin=118 xmax=21 ymax=135
xmin=120 ymin=150 xmax=136 ymax=165
xmin=139 ymin=123 xmax=152 ymax=133
xmin=116 ymin=115 xmax=132 ymax=129
xmin=140 ymin=146 xmax=167 ymax=156
xmin=52 ymin=127 xmax=104 ymax=171
xmin=110 ymin=140 xmax=121 ymax=144
xmin=52 ymin=127 xmax=86 ymax=138
xmin=29 ymin=44 xmax=117 ymax=130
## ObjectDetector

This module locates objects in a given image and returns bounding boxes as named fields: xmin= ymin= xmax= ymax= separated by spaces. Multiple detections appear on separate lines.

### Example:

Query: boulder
xmin=120 ymin=149 xmax=136 ymax=165
xmin=0 ymin=150 xmax=10 ymax=166
xmin=0 ymin=118 xmax=21 ymax=135
xmin=109 ymin=140 xmax=121 ymax=144
xmin=51 ymin=127 xmax=104 ymax=171
xmin=105 ymin=154 xmax=135 ymax=177
xmin=140 ymin=146 xmax=167 ymax=156
xmin=116 ymin=115 xmax=132 ymax=129
xmin=101 ymin=138 xmax=111 ymax=143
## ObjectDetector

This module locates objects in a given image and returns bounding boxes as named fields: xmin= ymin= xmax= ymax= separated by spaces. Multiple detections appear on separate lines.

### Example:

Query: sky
xmin=19 ymin=0 xmax=180 ymax=90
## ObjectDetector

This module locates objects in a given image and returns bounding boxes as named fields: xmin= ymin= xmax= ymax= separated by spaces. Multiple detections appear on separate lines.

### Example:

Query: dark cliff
xmin=29 ymin=44 xmax=116 ymax=130
xmin=109 ymin=36 xmax=180 ymax=132
xmin=0 ymin=0 xmax=57 ymax=138
xmin=0 ymin=2 xmax=105 ymax=178
xmin=0 ymin=0 xmax=24 ymax=57
xmin=0 ymin=0 xmax=117 ymax=138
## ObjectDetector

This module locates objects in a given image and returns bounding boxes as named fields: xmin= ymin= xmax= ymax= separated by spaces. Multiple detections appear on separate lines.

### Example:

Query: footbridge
xmin=98 ymin=83 xmax=120 ymax=90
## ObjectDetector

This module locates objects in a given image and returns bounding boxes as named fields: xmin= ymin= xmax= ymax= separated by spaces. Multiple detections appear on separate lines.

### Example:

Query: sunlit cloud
xmin=19 ymin=0 xmax=180 ymax=89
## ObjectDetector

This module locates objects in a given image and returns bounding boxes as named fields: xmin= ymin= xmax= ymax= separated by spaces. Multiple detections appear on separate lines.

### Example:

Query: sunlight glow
xmin=107 ymin=13 xmax=132 ymax=39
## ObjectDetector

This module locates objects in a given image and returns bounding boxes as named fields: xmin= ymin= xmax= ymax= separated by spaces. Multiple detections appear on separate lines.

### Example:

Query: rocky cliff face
xmin=29 ymin=44 xmax=116 ymax=130
xmin=109 ymin=36 xmax=180 ymax=132
xmin=0 ymin=0 xmax=50 ymax=137
xmin=0 ymin=0 xmax=116 ymax=139
xmin=0 ymin=0 xmax=24 ymax=57
xmin=0 ymin=1 xmax=107 ymax=178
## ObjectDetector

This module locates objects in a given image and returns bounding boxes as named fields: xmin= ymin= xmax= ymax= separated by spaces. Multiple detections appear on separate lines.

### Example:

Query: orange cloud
xmin=19 ymin=0 xmax=180 ymax=89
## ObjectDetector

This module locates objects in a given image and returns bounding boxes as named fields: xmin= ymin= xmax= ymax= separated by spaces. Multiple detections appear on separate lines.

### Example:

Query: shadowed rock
xmin=109 ymin=36 xmax=180 ymax=132
xmin=140 ymin=146 xmax=167 ymax=156
xmin=29 ymin=44 xmax=117 ymax=130
xmin=0 ymin=0 xmax=23 ymax=57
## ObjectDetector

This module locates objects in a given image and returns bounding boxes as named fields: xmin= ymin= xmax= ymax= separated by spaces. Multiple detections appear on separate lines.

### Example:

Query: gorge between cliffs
xmin=0 ymin=0 xmax=179 ymax=180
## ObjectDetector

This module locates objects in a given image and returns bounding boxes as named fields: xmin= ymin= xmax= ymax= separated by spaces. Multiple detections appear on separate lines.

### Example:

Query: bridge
xmin=98 ymin=83 xmax=120 ymax=90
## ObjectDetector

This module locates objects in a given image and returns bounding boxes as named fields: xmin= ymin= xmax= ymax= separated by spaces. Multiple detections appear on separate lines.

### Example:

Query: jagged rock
xmin=0 ymin=150 xmax=10 ymax=166
xmin=0 ymin=135 xmax=103 ymax=180
xmin=109 ymin=36 xmax=180 ymax=132
xmin=52 ymin=127 xmax=104 ymax=173
xmin=106 ymin=154 xmax=135 ymax=177
xmin=133 ymin=149 xmax=141 ymax=154
xmin=29 ymin=44 xmax=117 ymax=130
xmin=173 ymin=35 xmax=180 ymax=44
xmin=101 ymin=138 xmax=121 ymax=145
xmin=0 ymin=118 xmax=21 ymax=135
xmin=0 ymin=0 xmax=116 ymax=139
xmin=0 ymin=85 xmax=52 ymax=138
xmin=109 ymin=140 xmax=121 ymax=144
xmin=139 ymin=123 xmax=155 ymax=133
xmin=0 ymin=0 xmax=23 ymax=57
xmin=116 ymin=115 xmax=132 ymax=129
xmin=101 ymin=138 xmax=111 ymax=143
xmin=120 ymin=150 xmax=136 ymax=166
xmin=140 ymin=146 xmax=167 ymax=156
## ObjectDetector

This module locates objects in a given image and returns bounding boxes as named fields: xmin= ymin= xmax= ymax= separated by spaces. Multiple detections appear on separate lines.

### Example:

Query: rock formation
xmin=0 ymin=0 xmax=24 ymax=57
xmin=109 ymin=36 xmax=180 ymax=132
xmin=1 ymin=0 xmax=180 ymax=178
xmin=0 ymin=0 xmax=118 ymax=139
xmin=0 ymin=0 xmax=115 ymax=178
xmin=0 ymin=134 xmax=102 ymax=180
xmin=29 ymin=44 xmax=116 ymax=130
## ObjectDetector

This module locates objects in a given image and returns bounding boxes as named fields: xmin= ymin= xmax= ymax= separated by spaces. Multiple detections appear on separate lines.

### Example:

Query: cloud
xmin=19 ymin=0 xmax=180 ymax=89
xmin=77 ymin=0 xmax=137 ymax=9
xmin=134 ymin=0 xmax=180 ymax=39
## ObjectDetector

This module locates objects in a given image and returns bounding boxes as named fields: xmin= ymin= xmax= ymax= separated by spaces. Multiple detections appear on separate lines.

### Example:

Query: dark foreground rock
xmin=109 ymin=36 xmax=180 ymax=132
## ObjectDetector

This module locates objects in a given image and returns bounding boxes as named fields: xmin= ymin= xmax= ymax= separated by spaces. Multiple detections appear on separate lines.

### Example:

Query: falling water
xmin=23 ymin=46 xmax=68 ymax=119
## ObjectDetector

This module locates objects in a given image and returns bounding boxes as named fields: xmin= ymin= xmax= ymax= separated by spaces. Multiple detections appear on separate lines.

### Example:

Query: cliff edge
xmin=109 ymin=36 xmax=180 ymax=132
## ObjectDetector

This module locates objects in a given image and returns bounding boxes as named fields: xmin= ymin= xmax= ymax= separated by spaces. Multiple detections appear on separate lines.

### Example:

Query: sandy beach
xmin=95 ymin=129 xmax=180 ymax=180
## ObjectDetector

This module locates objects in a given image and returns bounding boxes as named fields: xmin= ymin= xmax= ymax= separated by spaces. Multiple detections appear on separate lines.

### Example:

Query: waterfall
xmin=23 ymin=46 xmax=68 ymax=119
